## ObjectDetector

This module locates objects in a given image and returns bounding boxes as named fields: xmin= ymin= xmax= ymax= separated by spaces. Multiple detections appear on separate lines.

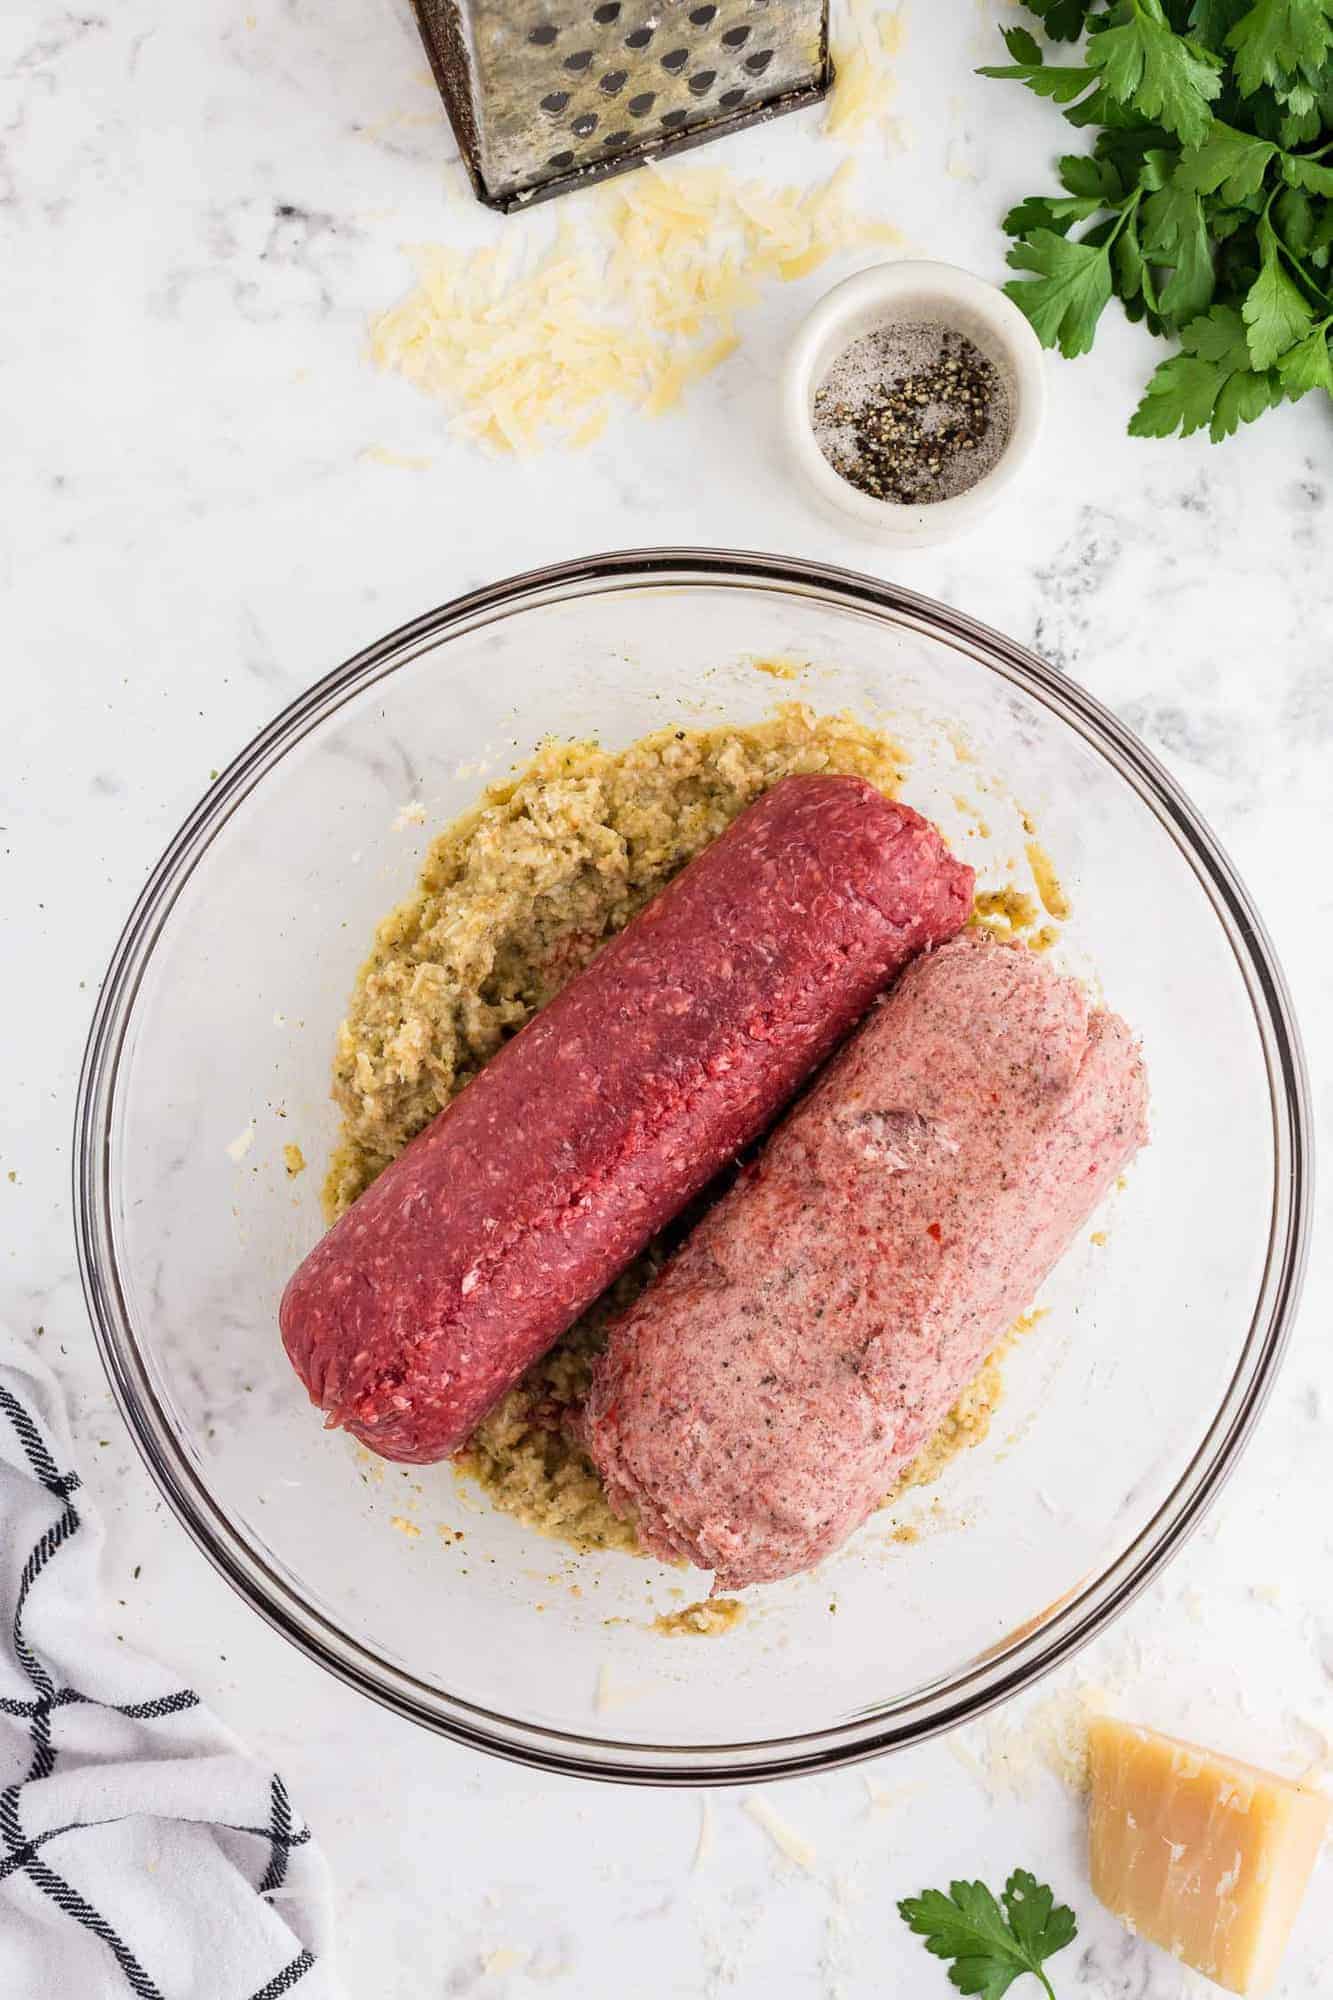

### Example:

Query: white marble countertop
xmin=6 ymin=0 xmax=1333 ymax=1994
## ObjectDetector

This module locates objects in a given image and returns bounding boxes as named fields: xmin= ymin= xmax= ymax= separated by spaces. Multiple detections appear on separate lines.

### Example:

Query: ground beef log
xmin=280 ymin=775 xmax=974 ymax=1463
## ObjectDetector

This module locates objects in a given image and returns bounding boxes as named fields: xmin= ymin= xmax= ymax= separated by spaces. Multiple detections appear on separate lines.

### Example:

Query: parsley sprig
xmin=980 ymin=0 xmax=1333 ymax=439
xmin=898 ymin=1868 xmax=1078 ymax=1999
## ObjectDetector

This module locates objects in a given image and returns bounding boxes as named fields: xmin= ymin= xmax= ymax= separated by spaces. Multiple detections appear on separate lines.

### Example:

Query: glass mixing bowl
xmin=74 ymin=550 xmax=1311 ymax=1784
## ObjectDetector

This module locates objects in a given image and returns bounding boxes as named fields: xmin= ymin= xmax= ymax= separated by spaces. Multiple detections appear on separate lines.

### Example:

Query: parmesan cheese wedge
xmin=1089 ymin=1717 xmax=1330 ymax=1996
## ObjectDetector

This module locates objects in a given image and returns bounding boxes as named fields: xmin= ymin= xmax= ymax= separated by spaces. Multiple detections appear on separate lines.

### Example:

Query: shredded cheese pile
xmin=825 ymin=0 xmax=907 ymax=145
xmin=369 ymin=160 xmax=900 ymax=454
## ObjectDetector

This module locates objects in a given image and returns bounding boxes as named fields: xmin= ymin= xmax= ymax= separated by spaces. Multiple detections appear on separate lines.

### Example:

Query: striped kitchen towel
xmin=0 ymin=1326 xmax=338 ymax=1999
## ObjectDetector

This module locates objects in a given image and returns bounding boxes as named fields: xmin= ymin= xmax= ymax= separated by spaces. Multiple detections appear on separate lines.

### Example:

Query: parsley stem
xmin=1105 ymin=185 xmax=1145 ymax=247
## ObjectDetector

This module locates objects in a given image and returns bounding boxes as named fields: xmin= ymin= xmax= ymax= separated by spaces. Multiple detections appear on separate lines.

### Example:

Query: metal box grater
xmin=412 ymin=0 xmax=832 ymax=212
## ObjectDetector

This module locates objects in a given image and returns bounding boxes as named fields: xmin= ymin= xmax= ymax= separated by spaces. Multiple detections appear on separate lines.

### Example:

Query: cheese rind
xmin=1088 ymin=1717 xmax=1330 ymax=1996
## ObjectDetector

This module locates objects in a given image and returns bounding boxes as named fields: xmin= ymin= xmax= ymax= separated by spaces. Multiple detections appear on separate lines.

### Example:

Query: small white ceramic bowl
xmin=783 ymin=260 xmax=1046 ymax=547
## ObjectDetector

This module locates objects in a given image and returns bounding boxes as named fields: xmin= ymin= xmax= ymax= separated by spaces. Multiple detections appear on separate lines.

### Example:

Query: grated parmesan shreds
xmin=825 ymin=0 xmax=907 ymax=146
xmin=744 ymin=1795 xmax=818 ymax=1873
xmin=959 ymin=1678 xmax=1125 ymax=1801
xmin=369 ymin=160 xmax=901 ymax=454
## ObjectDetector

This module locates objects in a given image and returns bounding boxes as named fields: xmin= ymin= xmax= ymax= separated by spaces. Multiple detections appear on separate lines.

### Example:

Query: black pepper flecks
xmin=813 ymin=323 xmax=1012 ymax=506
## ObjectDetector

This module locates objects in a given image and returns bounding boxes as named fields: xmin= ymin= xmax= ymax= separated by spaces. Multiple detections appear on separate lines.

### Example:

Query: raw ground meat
xmin=280 ymin=774 xmax=973 ymax=1463
xmin=584 ymin=933 xmax=1149 ymax=1590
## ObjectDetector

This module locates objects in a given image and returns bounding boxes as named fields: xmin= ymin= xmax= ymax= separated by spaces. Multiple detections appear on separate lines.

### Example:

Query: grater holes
xmin=721 ymin=23 xmax=750 ymax=46
xmin=602 ymin=129 xmax=632 ymax=149
xmin=599 ymin=67 xmax=628 ymax=93
xmin=547 ymin=149 xmax=575 ymax=168
xmin=625 ymin=25 xmax=652 ymax=47
xmin=661 ymin=108 xmax=689 ymax=127
xmin=592 ymin=0 xmax=621 ymax=18
xmin=745 ymin=48 xmax=774 ymax=73
xmin=688 ymin=68 xmax=717 ymax=96
xmin=628 ymin=91 xmax=655 ymax=115
xmin=571 ymin=110 xmax=599 ymax=135
xmin=689 ymin=3 xmax=718 ymax=20
xmin=540 ymin=89 xmax=570 ymax=113
xmin=563 ymin=47 xmax=594 ymax=70
xmin=661 ymin=46 xmax=688 ymax=72
xmin=718 ymin=86 xmax=745 ymax=107
xmin=528 ymin=22 xmax=558 ymax=43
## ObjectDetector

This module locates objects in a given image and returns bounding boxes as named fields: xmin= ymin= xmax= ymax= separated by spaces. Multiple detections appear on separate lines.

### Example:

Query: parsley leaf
xmin=1282 ymin=146 xmax=1333 ymax=188
xmin=1243 ymin=211 xmax=1316 ymax=357
xmin=1189 ymin=0 xmax=1254 ymax=53
xmin=1213 ymin=360 xmax=1286 ymax=426
xmin=1312 ymin=197 xmax=1333 ymax=260
xmin=898 ymin=1870 xmax=1078 ymax=1999
xmin=1113 ymin=202 xmax=1154 ymax=298
xmin=1005 ymin=227 xmax=1117 ymax=353
xmin=1142 ymin=182 xmax=1218 ymax=314
xmin=1023 ymin=0 xmax=1100 ymax=40
xmin=1174 ymin=119 xmax=1278 ymax=195
xmin=1003 ymin=1871 xmax=1080 ymax=1969
xmin=1226 ymin=0 xmax=1333 ymax=101
xmin=1182 ymin=298 xmax=1256 ymax=361
xmin=1130 ymin=301 xmax=1289 ymax=434
xmin=1087 ymin=0 xmax=1224 ymax=144
xmin=978 ymin=27 xmax=1098 ymax=103
xmin=1059 ymin=149 xmax=1114 ymax=194
xmin=1004 ymin=192 xmax=1109 ymax=235
xmin=1276 ymin=179 xmax=1319 ymax=244
xmin=1276 ymin=316 xmax=1333 ymax=383
xmin=1129 ymin=352 xmax=1232 ymax=430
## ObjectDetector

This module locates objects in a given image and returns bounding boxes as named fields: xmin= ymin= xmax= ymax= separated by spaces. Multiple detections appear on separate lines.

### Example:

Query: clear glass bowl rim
xmin=73 ymin=547 xmax=1313 ymax=1786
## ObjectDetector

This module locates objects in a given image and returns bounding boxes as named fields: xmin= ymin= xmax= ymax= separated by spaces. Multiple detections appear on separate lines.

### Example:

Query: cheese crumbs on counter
xmin=225 ymin=1123 xmax=256 ymax=1163
xmin=370 ymin=161 xmax=901 ymax=454
xmin=964 ymin=1677 xmax=1122 ymax=1801
xmin=595 ymin=1663 xmax=655 ymax=1714
xmin=282 ymin=1143 xmax=306 ymax=1178
xmin=480 ymin=1949 xmax=526 ymax=1978
xmin=360 ymin=445 xmax=433 ymax=472
xmin=1089 ymin=1717 xmax=1331 ymax=1996
xmin=744 ymin=1796 xmax=818 ymax=1873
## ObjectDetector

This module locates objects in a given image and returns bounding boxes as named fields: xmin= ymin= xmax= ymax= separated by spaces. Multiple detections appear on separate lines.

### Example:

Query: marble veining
xmin=5 ymin=0 xmax=1332 ymax=1995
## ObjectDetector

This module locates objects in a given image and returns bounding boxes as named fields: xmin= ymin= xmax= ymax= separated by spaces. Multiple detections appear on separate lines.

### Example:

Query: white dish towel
xmin=0 ymin=1327 xmax=338 ymax=2000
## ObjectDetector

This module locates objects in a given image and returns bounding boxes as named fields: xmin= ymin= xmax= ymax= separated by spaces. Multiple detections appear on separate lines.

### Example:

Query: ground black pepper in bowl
xmin=812 ymin=322 xmax=1012 ymax=506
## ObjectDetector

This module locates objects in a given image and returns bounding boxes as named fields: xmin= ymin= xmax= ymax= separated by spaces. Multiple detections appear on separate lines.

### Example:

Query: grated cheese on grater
xmin=824 ymin=0 xmax=907 ymax=145
xmin=369 ymin=161 xmax=901 ymax=455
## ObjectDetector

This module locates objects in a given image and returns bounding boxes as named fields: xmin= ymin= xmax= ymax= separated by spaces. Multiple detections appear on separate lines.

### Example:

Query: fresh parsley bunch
xmin=980 ymin=0 xmax=1333 ymax=439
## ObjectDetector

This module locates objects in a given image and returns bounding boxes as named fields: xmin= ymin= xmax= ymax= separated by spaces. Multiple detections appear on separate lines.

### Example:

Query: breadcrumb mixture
xmin=325 ymin=706 xmax=1010 ymax=1559
xmin=653 ymin=1598 xmax=748 ymax=1637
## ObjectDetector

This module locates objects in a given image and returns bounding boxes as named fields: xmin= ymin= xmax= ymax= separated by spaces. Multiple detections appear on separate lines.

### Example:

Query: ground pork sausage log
xmin=584 ymin=933 xmax=1149 ymax=1590
xmin=280 ymin=775 xmax=974 ymax=1463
